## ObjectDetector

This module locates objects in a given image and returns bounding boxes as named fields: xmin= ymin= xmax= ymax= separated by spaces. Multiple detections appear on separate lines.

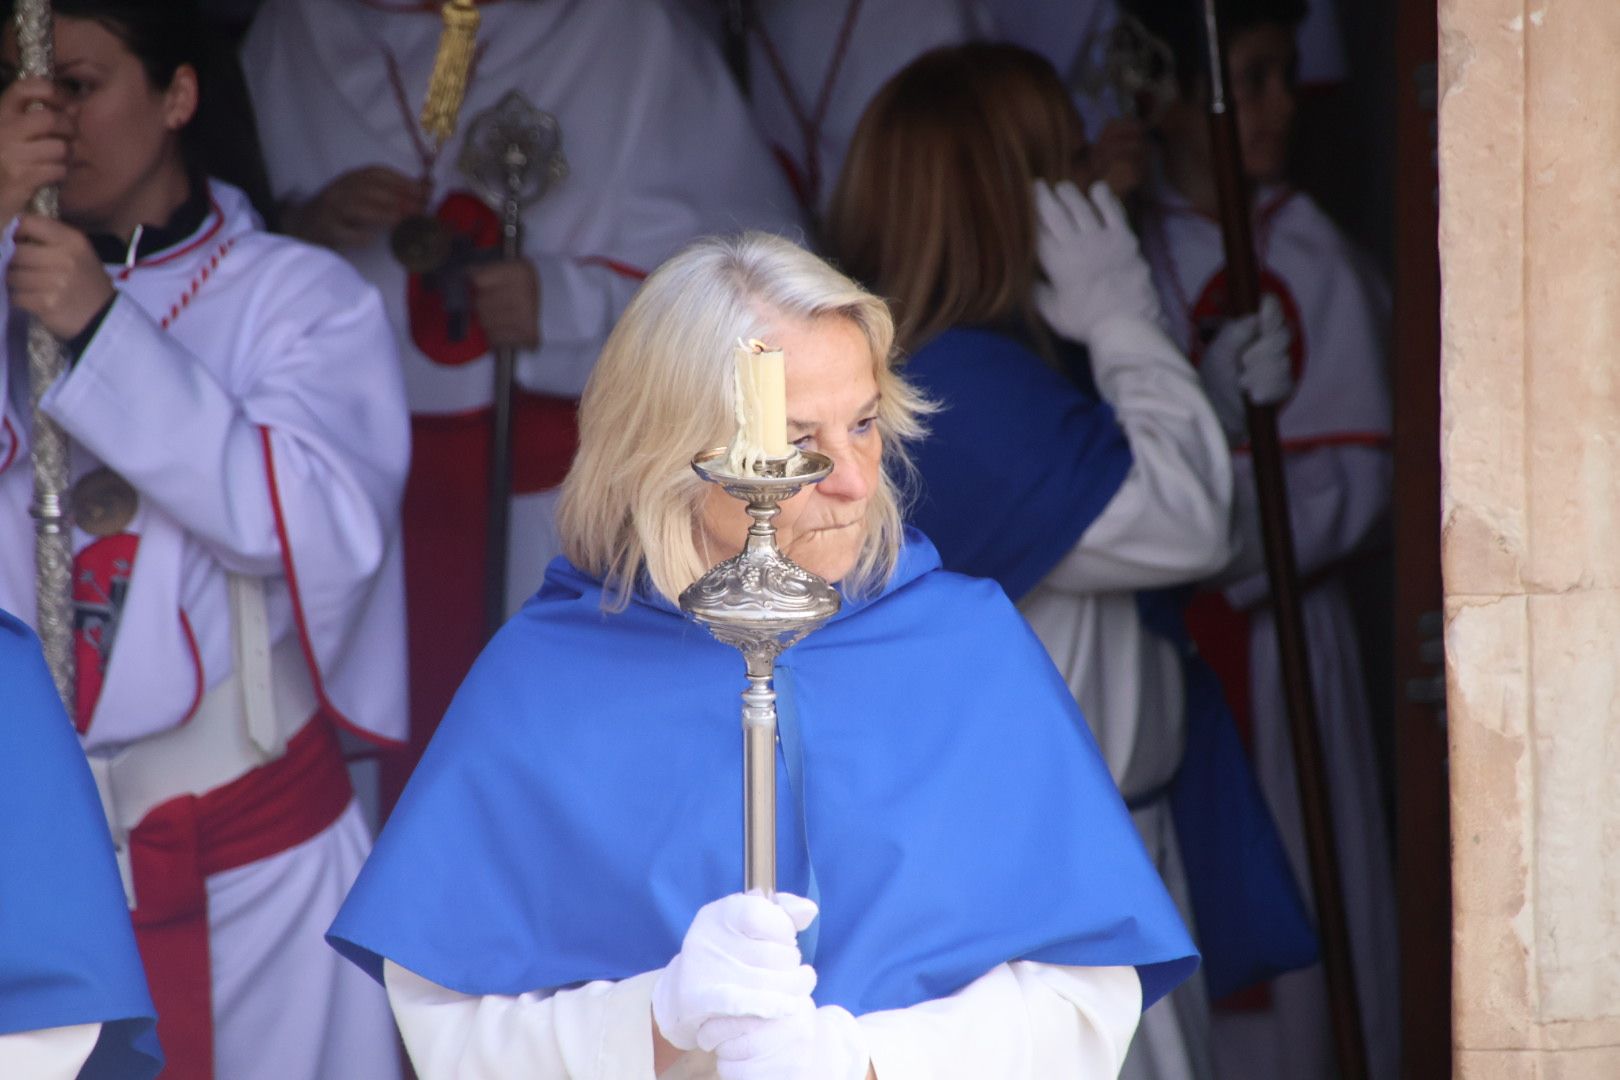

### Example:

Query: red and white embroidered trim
xmin=149 ymin=237 xmax=238 ymax=332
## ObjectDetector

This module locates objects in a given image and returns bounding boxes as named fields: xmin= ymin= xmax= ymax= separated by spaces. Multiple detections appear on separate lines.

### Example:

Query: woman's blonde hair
xmin=826 ymin=44 xmax=1089 ymax=351
xmin=556 ymin=231 xmax=933 ymax=610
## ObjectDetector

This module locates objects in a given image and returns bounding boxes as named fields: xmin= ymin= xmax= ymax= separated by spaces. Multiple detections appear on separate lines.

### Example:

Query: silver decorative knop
xmin=679 ymin=448 xmax=841 ymax=895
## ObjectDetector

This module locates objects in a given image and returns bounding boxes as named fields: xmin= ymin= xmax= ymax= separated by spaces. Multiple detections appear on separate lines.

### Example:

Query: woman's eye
xmin=792 ymin=434 xmax=815 ymax=450
xmin=851 ymin=415 xmax=878 ymax=436
xmin=58 ymin=77 xmax=89 ymax=99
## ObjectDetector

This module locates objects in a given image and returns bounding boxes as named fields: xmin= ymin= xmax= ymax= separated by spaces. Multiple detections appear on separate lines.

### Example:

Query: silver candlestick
xmin=679 ymin=447 xmax=842 ymax=896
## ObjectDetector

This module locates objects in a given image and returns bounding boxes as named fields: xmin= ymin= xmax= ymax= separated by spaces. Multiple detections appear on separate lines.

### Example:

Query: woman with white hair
xmin=330 ymin=231 xmax=1197 ymax=1079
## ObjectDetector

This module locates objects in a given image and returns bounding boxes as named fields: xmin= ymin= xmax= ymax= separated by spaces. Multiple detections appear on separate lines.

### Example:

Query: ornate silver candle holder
xmin=679 ymin=447 xmax=841 ymax=895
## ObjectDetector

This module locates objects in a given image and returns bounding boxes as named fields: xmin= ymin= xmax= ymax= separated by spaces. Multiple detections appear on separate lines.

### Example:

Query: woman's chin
xmin=791 ymin=543 xmax=863 ymax=585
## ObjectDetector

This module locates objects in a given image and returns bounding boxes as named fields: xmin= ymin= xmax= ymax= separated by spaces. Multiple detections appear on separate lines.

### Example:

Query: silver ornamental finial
xmin=457 ymin=90 xmax=568 ymax=212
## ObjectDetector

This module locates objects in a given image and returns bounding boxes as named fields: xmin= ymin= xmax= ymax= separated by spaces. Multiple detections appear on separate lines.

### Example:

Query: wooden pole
xmin=1196 ymin=2 xmax=1367 ymax=1075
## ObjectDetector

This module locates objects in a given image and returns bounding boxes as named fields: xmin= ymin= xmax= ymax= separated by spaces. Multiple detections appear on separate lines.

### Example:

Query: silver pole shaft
xmin=741 ymin=672 xmax=777 ymax=896
xmin=17 ymin=0 xmax=75 ymax=713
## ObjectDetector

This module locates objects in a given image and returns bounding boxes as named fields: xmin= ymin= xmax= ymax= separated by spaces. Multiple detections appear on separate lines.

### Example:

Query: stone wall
xmin=1439 ymin=0 xmax=1620 ymax=1075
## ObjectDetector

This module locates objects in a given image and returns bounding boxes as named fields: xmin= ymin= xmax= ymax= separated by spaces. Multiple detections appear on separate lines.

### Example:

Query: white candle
xmin=728 ymin=338 xmax=790 ymax=472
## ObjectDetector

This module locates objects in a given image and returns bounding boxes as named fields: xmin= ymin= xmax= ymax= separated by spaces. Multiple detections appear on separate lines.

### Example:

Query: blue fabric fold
xmin=904 ymin=327 xmax=1134 ymax=600
xmin=330 ymin=532 xmax=1197 ymax=1012
xmin=0 ymin=608 xmax=161 ymax=1079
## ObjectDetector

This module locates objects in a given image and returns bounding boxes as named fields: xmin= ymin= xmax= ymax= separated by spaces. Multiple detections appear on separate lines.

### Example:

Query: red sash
xmin=130 ymin=716 xmax=352 ymax=1079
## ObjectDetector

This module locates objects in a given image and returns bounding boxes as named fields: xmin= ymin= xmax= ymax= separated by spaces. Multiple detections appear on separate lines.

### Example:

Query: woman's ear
xmin=162 ymin=63 xmax=199 ymax=132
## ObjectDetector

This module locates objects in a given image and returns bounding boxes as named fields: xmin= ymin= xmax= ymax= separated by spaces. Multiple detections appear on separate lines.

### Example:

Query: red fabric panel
xmin=382 ymin=393 xmax=578 ymax=813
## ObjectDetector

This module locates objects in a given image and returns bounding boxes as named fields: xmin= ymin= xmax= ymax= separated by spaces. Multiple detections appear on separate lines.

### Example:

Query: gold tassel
xmin=419 ymin=0 xmax=481 ymax=145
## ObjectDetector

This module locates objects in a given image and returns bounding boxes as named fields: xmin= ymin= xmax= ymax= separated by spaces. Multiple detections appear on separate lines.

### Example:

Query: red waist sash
xmin=129 ymin=715 xmax=352 ymax=1079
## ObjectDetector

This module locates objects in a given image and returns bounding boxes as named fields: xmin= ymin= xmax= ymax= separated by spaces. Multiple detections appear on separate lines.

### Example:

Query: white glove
xmin=652 ymin=892 xmax=820 ymax=1052
xmin=1198 ymin=294 xmax=1294 ymax=443
xmin=1032 ymin=179 xmax=1164 ymax=345
xmin=699 ymin=1002 xmax=870 ymax=1080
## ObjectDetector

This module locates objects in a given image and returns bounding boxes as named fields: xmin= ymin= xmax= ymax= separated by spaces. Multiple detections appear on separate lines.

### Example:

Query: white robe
xmin=0 ymin=1024 xmax=99 ymax=1080
xmin=1017 ymin=314 xmax=1233 ymax=1080
xmin=385 ymin=959 xmax=1141 ymax=1079
xmin=243 ymin=0 xmax=806 ymax=606
xmin=1141 ymin=181 xmax=1399 ymax=1080
xmin=0 ymin=181 xmax=408 ymax=1080
xmin=718 ymin=0 xmax=991 ymax=219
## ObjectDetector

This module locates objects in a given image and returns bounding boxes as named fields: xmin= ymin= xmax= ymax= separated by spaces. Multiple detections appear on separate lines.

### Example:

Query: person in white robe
xmin=0 ymin=4 xmax=408 ymax=1077
xmin=672 ymin=0 xmax=992 ymax=224
xmin=241 ymin=0 xmax=805 ymax=807
xmin=1120 ymin=0 xmax=1400 ymax=1074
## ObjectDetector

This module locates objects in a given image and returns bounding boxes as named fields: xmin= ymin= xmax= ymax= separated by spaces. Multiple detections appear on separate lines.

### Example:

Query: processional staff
xmin=413 ymin=0 xmax=566 ymax=639
xmin=16 ymin=0 xmax=75 ymax=713
xmin=1193 ymin=1 xmax=1367 ymax=1075
xmin=682 ymin=343 xmax=840 ymax=896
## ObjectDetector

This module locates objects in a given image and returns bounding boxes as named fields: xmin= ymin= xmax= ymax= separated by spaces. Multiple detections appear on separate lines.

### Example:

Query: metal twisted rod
xmin=17 ymin=0 xmax=75 ymax=711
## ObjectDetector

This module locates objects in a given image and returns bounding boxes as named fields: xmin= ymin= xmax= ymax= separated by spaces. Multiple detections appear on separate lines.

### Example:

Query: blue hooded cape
xmin=331 ymin=532 xmax=1197 ymax=1013
xmin=0 ymin=609 xmax=161 ymax=1078
xmin=903 ymin=326 xmax=1316 ymax=998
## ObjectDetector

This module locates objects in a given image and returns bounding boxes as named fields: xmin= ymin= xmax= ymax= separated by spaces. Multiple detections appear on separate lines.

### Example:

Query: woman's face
xmin=1 ymin=16 xmax=194 ymax=230
xmin=1228 ymin=23 xmax=1298 ymax=183
xmin=698 ymin=314 xmax=883 ymax=585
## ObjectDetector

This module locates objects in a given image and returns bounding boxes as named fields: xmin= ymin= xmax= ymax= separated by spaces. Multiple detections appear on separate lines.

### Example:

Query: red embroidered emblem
xmin=407 ymin=191 xmax=502 ymax=366
xmin=1187 ymin=267 xmax=1307 ymax=397
xmin=73 ymin=533 xmax=140 ymax=732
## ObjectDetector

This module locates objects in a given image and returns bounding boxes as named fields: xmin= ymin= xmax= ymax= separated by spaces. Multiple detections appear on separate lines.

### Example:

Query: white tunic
xmin=1016 ymin=314 xmax=1232 ymax=1080
xmin=0 ymin=181 xmax=408 ymax=1080
xmin=244 ymin=0 xmax=806 ymax=604
xmin=385 ymin=959 xmax=1142 ymax=1079
xmin=721 ymin=0 xmax=990 ymax=218
xmin=1141 ymin=181 xmax=1399 ymax=1080
xmin=0 ymin=1024 xmax=99 ymax=1080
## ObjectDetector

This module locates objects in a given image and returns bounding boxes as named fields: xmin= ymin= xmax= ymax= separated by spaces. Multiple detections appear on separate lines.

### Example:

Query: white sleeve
xmin=0 ymin=1023 xmax=101 ymax=1080
xmin=384 ymin=960 xmax=662 ymax=1080
xmin=860 ymin=963 xmax=1141 ymax=1080
xmin=40 ymin=265 xmax=407 ymax=583
xmin=1038 ymin=314 xmax=1235 ymax=595
xmin=1221 ymin=442 xmax=1392 ymax=609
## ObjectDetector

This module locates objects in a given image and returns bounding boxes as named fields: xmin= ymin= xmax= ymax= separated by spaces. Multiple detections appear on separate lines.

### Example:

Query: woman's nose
xmin=815 ymin=442 xmax=872 ymax=502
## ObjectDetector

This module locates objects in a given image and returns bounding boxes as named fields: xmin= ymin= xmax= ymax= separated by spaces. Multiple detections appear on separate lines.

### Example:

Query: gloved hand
xmin=1198 ymin=294 xmax=1294 ymax=444
xmin=651 ymin=892 xmax=819 ymax=1052
xmin=1032 ymin=179 xmax=1164 ymax=346
xmin=699 ymin=1001 xmax=870 ymax=1080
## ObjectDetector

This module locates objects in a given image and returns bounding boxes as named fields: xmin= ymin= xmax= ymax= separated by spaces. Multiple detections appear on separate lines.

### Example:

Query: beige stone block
xmin=1528 ymin=592 xmax=1620 ymax=1021
xmin=1457 ymin=1047 xmax=1541 ymax=1080
xmin=1538 ymin=1013 xmax=1620 ymax=1053
xmin=1520 ymin=6 xmax=1620 ymax=593
xmin=1439 ymin=0 xmax=1528 ymax=596
xmin=1448 ymin=594 xmax=1535 ymax=1048
xmin=1539 ymin=1045 xmax=1620 ymax=1079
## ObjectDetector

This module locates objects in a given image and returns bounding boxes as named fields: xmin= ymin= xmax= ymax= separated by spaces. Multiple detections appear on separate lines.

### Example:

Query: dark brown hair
xmin=826 ymin=43 xmax=1088 ymax=351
